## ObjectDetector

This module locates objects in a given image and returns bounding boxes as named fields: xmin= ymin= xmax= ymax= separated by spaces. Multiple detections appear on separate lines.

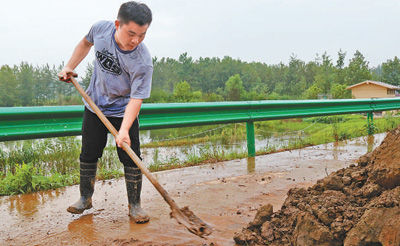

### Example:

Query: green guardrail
xmin=1 ymin=98 xmax=400 ymax=157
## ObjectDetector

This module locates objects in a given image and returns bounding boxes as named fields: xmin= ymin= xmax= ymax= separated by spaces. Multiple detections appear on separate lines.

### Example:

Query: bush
xmin=308 ymin=115 xmax=349 ymax=124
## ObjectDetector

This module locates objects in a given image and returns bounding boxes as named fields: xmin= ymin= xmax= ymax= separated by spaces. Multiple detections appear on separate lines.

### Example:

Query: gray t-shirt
xmin=84 ymin=20 xmax=153 ymax=117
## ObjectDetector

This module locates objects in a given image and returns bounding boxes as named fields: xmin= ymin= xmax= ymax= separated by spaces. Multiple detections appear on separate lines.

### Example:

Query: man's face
xmin=115 ymin=20 xmax=149 ymax=51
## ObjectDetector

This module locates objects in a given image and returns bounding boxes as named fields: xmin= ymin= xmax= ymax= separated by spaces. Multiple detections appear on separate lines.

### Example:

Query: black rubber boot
xmin=67 ymin=162 xmax=97 ymax=214
xmin=125 ymin=166 xmax=149 ymax=223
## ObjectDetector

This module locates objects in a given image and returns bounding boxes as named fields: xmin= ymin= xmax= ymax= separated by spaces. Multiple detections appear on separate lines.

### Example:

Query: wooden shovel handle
xmin=70 ymin=77 xmax=180 ymax=211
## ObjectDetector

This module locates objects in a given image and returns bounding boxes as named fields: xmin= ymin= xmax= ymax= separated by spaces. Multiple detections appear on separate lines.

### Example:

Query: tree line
xmin=0 ymin=50 xmax=399 ymax=107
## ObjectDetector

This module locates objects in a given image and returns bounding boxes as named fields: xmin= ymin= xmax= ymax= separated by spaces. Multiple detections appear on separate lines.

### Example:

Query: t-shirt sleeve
xmin=130 ymin=65 xmax=153 ymax=99
xmin=86 ymin=21 xmax=108 ymax=44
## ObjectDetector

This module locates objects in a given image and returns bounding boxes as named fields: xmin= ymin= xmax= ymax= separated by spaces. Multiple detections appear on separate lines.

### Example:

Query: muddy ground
xmin=0 ymin=134 xmax=387 ymax=245
xmin=234 ymin=128 xmax=400 ymax=246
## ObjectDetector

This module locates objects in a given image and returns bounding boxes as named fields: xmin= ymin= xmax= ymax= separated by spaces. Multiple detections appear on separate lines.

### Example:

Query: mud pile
xmin=234 ymin=126 xmax=400 ymax=246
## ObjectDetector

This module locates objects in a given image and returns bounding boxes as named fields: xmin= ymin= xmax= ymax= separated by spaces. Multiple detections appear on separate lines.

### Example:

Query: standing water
xmin=0 ymin=126 xmax=388 ymax=175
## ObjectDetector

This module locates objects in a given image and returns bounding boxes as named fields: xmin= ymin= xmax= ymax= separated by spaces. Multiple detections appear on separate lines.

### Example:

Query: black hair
xmin=117 ymin=1 xmax=152 ymax=26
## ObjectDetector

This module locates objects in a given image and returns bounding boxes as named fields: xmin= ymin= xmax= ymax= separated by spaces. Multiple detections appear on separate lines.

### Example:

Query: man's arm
xmin=115 ymin=98 xmax=143 ymax=148
xmin=58 ymin=37 xmax=93 ymax=81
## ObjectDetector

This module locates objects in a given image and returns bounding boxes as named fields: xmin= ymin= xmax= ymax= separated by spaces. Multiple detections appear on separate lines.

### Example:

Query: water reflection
xmin=367 ymin=135 xmax=375 ymax=153
xmin=332 ymin=141 xmax=339 ymax=160
xmin=140 ymin=134 xmax=300 ymax=167
xmin=4 ymin=189 xmax=63 ymax=217
xmin=246 ymin=157 xmax=255 ymax=173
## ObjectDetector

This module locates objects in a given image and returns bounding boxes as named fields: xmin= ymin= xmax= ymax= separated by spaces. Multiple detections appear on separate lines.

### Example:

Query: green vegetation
xmin=148 ymin=143 xmax=248 ymax=172
xmin=141 ymin=124 xmax=245 ymax=148
xmin=0 ymin=163 xmax=79 ymax=196
xmin=0 ymin=137 xmax=123 ymax=195
xmin=1 ymin=53 xmax=400 ymax=106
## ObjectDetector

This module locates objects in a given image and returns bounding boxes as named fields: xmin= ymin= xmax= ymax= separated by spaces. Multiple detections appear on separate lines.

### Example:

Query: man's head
xmin=118 ymin=1 xmax=152 ymax=26
xmin=114 ymin=1 xmax=152 ymax=51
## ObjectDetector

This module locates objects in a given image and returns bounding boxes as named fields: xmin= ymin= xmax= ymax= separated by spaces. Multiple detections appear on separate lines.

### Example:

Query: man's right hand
xmin=58 ymin=68 xmax=78 ymax=83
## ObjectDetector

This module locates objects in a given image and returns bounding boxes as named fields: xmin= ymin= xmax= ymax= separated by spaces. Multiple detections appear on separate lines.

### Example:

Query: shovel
xmin=68 ymin=76 xmax=212 ymax=238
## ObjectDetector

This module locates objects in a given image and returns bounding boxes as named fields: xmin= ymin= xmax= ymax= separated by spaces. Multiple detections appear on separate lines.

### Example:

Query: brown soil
xmin=234 ymin=127 xmax=400 ymax=246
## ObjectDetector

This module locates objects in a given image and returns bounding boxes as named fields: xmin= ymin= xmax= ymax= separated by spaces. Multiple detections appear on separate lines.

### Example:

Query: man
xmin=58 ymin=1 xmax=153 ymax=224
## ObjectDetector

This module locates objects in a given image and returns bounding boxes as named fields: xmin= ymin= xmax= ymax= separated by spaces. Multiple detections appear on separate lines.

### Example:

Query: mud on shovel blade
xmin=69 ymin=77 xmax=212 ymax=238
xmin=171 ymin=206 xmax=212 ymax=237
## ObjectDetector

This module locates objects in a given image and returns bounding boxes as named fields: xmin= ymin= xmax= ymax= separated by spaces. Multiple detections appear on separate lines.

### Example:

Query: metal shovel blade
xmin=170 ymin=206 xmax=212 ymax=238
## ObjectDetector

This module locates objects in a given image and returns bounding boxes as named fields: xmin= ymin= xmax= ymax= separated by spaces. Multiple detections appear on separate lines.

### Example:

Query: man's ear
xmin=115 ymin=20 xmax=120 ymax=30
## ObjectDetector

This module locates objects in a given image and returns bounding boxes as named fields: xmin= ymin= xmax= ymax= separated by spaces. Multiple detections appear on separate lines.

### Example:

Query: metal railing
xmin=1 ymin=98 xmax=400 ymax=156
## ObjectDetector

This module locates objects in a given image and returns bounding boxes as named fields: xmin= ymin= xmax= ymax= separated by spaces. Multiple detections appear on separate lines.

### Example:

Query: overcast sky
xmin=0 ymin=0 xmax=399 ymax=75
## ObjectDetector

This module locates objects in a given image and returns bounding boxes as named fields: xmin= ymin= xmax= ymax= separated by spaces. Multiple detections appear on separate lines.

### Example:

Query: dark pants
xmin=79 ymin=107 xmax=141 ymax=167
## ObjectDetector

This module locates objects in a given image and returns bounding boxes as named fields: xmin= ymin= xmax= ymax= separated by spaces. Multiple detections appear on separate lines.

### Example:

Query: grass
xmin=1 ymin=113 xmax=400 ymax=195
xmin=141 ymin=123 xmax=245 ymax=148
xmin=0 ymin=163 xmax=79 ymax=196
xmin=147 ymin=143 xmax=248 ymax=172
xmin=0 ymin=137 xmax=124 ymax=195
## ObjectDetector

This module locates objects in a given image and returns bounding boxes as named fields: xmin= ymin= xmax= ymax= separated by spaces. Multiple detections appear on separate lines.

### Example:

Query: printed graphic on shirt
xmin=96 ymin=49 xmax=122 ymax=75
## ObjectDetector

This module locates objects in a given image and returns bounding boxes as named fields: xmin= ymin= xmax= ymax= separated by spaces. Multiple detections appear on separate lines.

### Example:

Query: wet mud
xmin=0 ymin=134 xmax=387 ymax=245
xmin=234 ymin=129 xmax=400 ymax=246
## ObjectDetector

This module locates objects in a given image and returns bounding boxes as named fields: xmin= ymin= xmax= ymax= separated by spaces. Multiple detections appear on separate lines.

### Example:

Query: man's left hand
xmin=116 ymin=129 xmax=131 ymax=148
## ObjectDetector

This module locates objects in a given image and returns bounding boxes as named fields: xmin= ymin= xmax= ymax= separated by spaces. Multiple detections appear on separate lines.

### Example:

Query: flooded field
xmin=0 ymin=126 xmax=384 ymax=172
xmin=0 ymin=127 xmax=304 ymax=169
xmin=140 ymin=129 xmax=306 ymax=166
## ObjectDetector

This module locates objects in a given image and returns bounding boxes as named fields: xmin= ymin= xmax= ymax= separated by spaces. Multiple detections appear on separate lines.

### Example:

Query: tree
xmin=381 ymin=56 xmax=400 ymax=86
xmin=152 ymin=57 xmax=180 ymax=92
xmin=81 ymin=63 xmax=93 ymax=89
xmin=335 ymin=49 xmax=347 ymax=84
xmin=204 ymin=92 xmax=224 ymax=102
xmin=33 ymin=63 xmax=58 ymax=105
xmin=0 ymin=65 xmax=18 ymax=106
xmin=331 ymin=83 xmax=350 ymax=99
xmin=344 ymin=50 xmax=372 ymax=85
xmin=284 ymin=55 xmax=306 ymax=96
xmin=146 ymin=89 xmax=170 ymax=103
xmin=270 ymin=63 xmax=288 ymax=95
xmin=245 ymin=83 xmax=269 ymax=100
xmin=224 ymin=74 xmax=245 ymax=101
xmin=303 ymin=84 xmax=322 ymax=99
xmin=336 ymin=49 xmax=346 ymax=69
xmin=0 ymin=50 xmax=387 ymax=105
xmin=178 ymin=52 xmax=194 ymax=83
xmin=191 ymin=91 xmax=202 ymax=102
xmin=173 ymin=81 xmax=192 ymax=102
xmin=16 ymin=62 xmax=34 ymax=106
xmin=312 ymin=52 xmax=336 ymax=94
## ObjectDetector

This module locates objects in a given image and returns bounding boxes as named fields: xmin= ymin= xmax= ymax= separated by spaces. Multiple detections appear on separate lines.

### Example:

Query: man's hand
xmin=58 ymin=68 xmax=78 ymax=83
xmin=116 ymin=129 xmax=131 ymax=148
xmin=116 ymin=99 xmax=142 ymax=148
xmin=58 ymin=37 xmax=93 ymax=83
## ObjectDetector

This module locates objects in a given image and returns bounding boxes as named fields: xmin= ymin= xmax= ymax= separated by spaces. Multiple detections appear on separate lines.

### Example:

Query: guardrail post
xmin=246 ymin=121 xmax=255 ymax=157
xmin=367 ymin=112 xmax=374 ymax=135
